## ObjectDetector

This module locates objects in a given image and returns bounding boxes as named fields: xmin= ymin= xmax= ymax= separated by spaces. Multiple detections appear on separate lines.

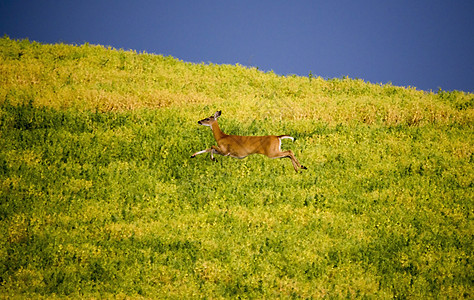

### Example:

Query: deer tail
xmin=278 ymin=135 xmax=295 ymax=141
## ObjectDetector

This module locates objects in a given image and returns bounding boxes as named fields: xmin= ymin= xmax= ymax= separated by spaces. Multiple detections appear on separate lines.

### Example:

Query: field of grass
xmin=1 ymin=36 xmax=473 ymax=298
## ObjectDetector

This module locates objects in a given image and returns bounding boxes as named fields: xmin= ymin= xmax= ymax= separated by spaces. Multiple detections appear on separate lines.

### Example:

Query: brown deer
xmin=191 ymin=111 xmax=307 ymax=172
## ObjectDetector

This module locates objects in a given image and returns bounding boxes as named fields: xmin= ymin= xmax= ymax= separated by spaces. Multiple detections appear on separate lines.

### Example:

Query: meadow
xmin=0 ymin=36 xmax=473 ymax=298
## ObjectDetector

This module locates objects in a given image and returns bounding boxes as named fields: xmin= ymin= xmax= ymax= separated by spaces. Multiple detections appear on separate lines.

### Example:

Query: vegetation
xmin=1 ymin=36 xmax=472 ymax=298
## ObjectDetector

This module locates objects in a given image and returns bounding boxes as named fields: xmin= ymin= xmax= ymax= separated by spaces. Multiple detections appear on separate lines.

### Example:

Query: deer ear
xmin=214 ymin=111 xmax=222 ymax=118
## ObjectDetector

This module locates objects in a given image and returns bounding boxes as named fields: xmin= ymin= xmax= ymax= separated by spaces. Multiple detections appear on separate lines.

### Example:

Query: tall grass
xmin=1 ymin=36 xmax=473 ymax=298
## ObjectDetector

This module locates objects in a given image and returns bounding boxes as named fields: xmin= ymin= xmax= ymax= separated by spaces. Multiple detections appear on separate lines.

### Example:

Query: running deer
xmin=191 ymin=111 xmax=307 ymax=172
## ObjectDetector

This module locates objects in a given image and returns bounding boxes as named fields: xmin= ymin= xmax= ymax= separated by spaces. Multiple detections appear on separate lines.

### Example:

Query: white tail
xmin=191 ymin=111 xmax=307 ymax=172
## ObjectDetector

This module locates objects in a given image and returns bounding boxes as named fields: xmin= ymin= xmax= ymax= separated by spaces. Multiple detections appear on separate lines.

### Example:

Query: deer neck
xmin=211 ymin=121 xmax=226 ymax=141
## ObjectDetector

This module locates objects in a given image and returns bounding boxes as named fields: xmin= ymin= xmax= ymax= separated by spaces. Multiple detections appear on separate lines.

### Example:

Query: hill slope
xmin=1 ymin=37 xmax=473 ymax=298
xmin=1 ymin=36 xmax=472 ymax=124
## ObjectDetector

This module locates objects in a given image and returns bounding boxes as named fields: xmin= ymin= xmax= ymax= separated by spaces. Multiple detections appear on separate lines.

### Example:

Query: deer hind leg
xmin=269 ymin=150 xmax=307 ymax=172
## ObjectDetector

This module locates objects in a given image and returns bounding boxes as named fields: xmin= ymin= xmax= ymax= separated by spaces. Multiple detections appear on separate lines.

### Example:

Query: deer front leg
xmin=191 ymin=146 xmax=224 ymax=161
xmin=209 ymin=145 xmax=228 ymax=161
xmin=191 ymin=149 xmax=209 ymax=158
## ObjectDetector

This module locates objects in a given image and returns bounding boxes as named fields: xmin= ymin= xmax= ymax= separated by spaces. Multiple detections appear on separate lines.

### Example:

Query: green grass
xmin=0 ymin=36 xmax=473 ymax=298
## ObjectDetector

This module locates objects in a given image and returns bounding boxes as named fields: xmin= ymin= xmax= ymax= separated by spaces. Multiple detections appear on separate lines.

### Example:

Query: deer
xmin=191 ymin=111 xmax=307 ymax=172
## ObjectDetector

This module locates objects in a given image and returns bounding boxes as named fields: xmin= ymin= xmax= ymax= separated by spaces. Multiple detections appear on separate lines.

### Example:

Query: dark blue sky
xmin=1 ymin=0 xmax=473 ymax=92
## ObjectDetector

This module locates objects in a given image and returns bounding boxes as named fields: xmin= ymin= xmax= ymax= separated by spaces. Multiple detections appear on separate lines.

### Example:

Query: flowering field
xmin=1 ymin=37 xmax=472 ymax=298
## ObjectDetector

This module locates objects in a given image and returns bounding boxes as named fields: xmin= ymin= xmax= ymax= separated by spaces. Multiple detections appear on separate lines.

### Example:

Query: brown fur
xmin=191 ymin=111 xmax=306 ymax=172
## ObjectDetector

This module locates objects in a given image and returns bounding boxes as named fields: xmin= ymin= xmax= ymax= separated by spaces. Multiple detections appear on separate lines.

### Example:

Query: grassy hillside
xmin=1 ymin=36 xmax=473 ymax=298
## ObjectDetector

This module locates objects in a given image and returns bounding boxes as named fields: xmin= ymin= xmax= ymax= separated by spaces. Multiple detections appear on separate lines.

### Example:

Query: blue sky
xmin=1 ymin=0 xmax=473 ymax=92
